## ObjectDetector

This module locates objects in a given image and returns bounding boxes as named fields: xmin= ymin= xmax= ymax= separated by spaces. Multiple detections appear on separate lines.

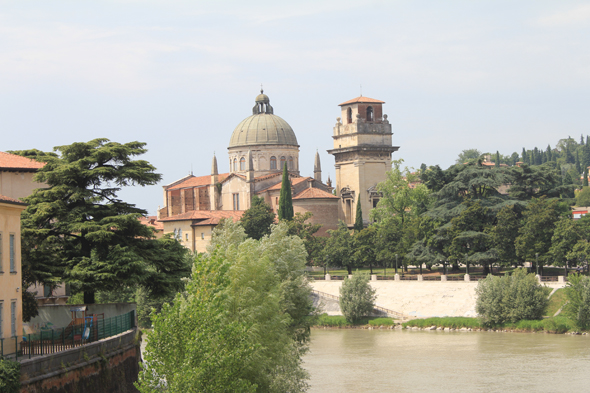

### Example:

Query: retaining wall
xmin=19 ymin=329 xmax=140 ymax=393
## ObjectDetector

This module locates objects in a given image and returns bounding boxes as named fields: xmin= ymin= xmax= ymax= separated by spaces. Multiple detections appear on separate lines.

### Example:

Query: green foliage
xmin=455 ymin=148 xmax=482 ymax=164
xmin=545 ymin=288 xmax=567 ymax=317
xmin=564 ymin=274 xmax=590 ymax=330
xmin=287 ymin=212 xmax=323 ymax=266
xmin=323 ymin=222 xmax=355 ymax=274
xmin=278 ymin=163 xmax=294 ymax=221
xmin=489 ymin=206 xmax=521 ymax=267
xmin=22 ymin=289 xmax=39 ymax=322
xmin=507 ymin=163 xmax=570 ymax=200
xmin=0 ymin=359 xmax=20 ymax=393
xmin=475 ymin=269 xmax=548 ymax=326
xmin=367 ymin=318 xmax=396 ymax=326
xmin=339 ymin=272 xmax=376 ymax=323
xmin=240 ymin=195 xmax=276 ymax=240
xmin=576 ymin=186 xmax=590 ymax=206
xmin=139 ymin=221 xmax=312 ymax=392
xmin=314 ymin=314 xmax=394 ymax=327
xmin=403 ymin=317 xmax=480 ymax=329
xmin=353 ymin=226 xmax=377 ymax=273
xmin=403 ymin=316 xmax=574 ymax=332
xmin=354 ymin=199 xmax=363 ymax=232
xmin=20 ymin=139 xmax=190 ymax=303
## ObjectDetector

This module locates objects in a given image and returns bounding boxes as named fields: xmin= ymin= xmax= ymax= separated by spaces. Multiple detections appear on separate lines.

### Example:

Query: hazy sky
xmin=1 ymin=1 xmax=589 ymax=214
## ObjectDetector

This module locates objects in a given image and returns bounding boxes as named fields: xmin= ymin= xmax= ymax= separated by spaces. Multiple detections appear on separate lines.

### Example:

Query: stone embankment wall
xmin=19 ymin=329 xmax=141 ymax=393
xmin=312 ymin=280 xmax=566 ymax=318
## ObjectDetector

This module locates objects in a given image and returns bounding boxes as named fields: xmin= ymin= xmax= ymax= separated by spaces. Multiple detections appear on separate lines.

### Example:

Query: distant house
xmin=138 ymin=215 xmax=164 ymax=239
xmin=0 ymin=194 xmax=27 ymax=345
xmin=573 ymin=208 xmax=589 ymax=220
xmin=0 ymin=151 xmax=45 ymax=200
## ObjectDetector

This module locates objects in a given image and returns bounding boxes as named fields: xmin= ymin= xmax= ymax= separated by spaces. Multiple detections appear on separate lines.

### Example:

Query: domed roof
xmin=229 ymin=113 xmax=298 ymax=147
xmin=229 ymin=91 xmax=298 ymax=148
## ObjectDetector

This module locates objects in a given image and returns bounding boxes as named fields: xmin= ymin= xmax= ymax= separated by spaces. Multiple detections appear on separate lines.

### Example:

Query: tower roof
xmin=338 ymin=96 xmax=385 ymax=106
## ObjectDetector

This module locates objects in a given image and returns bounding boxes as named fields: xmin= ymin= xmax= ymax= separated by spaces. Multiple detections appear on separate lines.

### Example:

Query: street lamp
xmin=466 ymin=243 xmax=470 ymax=275
xmin=535 ymin=253 xmax=539 ymax=276
xmin=395 ymin=254 xmax=399 ymax=275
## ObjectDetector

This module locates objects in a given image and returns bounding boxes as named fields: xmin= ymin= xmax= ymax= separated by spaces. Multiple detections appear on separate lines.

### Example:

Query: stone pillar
xmin=536 ymin=274 xmax=541 ymax=284
xmin=394 ymin=274 xmax=400 ymax=281
xmin=348 ymin=275 xmax=353 ymax=280
xmin=417 ymin=275 xmax=423 ymax=281
xmin=441 ymin=275 xmax=447 ymax=282
xmin=464 ymin=274 xmax=470 ymax=282
xmin=371 ymin=274 xmax=377 ymax=281
xmin=325 ymin=274 xmax=331 ymax=281
xmin=558 ymin=276 xmax=565 ymax=283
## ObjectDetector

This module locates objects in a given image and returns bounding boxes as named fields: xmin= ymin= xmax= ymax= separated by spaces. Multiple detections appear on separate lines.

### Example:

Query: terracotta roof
xmin=159 ymin=210 xmax=244 ymax=225
xmin=168 ymin=173 xmax=229 ymax=190
xmin=138 ymin=215 xmax=163 ymax=231
xmin=266 ymin=176 xmax=310 ymax=191
xmin=0 ymin=194 xmax=27 ymax=206
xmin=293 ymin=187 xmax=338 ymax=200
xmin=0 ymin=152 xmax=45 ymax=171
xmin=339 ymin=96 xmax=385 ymax=106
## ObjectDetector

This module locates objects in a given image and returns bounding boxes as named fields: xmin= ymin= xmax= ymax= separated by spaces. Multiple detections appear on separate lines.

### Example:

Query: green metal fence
xmin=0 ymin=310 xmax=135 ymax=361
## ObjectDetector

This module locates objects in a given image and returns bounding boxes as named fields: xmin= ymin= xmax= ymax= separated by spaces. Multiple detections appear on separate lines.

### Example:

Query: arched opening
xmin=233 ymin=158 xmax=237 ymax=172
xmin=280 ymin=156 xmax=286 ymax=169
xmin=366 ymin=106 xmax=374 ymax=121
xmin=288 ymin=156 xmax=293 ymax=169
xmin=240 ymin=157 xmax=246 ymax=171
xmin=270 ymin=156 xmax=277 ymax=170
xmin=347 ymin=107 xmax=352 ymax=124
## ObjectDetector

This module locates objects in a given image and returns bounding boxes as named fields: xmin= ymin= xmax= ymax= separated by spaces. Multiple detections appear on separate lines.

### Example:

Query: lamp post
xmin=535 ymin=253 xmax=539 ymax=276
xmin=466 ymin=243 xmax=470 ymax=275
xmin=395 ymin=254 xmax=398 ymax=275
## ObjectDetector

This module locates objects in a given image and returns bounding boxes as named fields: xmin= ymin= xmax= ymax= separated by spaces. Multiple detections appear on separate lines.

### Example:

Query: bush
xmin=0 ymin=358 xmax=21 ymax=393
xmin=564 ymin=273 xmax=590 ymax=330
xmin=367 ymin=318 xmax=395 ymax=326
xmin=402 ymin=317 xmax=480 ymax=329
xmin=339 ymin=272 xmax=376 ymax=323
xmin=476 ymin=268 xmax=548 ymax=326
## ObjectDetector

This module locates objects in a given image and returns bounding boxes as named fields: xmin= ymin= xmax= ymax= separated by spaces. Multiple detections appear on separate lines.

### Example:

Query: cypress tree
xmin=495 ymin=151 xmax=500 ymax=167
xmin=576 ymin=150 xmax=582 ymax=174
xmin=278 ymin=163 xmax=293 ymax=221
xmin=546 ymin=145 xmax=552 ymax=162
xmin=521 ymin=148 xmax=527 ymax=164
xmin=584 ymin=169 xmax=589 ymax=187
xmin=582 ymin=134 xmax=585 ymax=145
xmin=354 ymin=199 xmax=363 ymax=232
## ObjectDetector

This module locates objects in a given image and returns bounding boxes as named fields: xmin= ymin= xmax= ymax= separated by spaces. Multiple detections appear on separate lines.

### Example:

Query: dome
xmin=229 ymin=113 xmax=298 ymax=147
xmin=255 ymin=93 xmax=269 ymax=103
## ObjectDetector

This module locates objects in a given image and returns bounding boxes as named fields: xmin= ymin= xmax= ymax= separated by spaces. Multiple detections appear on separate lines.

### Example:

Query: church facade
xmin=157 ymin=91 xmax=397 ymax=253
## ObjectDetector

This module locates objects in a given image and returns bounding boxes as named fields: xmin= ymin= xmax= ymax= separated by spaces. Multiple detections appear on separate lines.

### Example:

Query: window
xmin=178 ymin=229 xmax=182 ymax=241
xmin=0 ymin=302 xmax=3 ymax=338
xmin=288 ymin=156 xmax=293 ymax=170
xmin=201 ymin=233 xmax=204 ymax=240
xmin=270 ymin=156 xmax=277 ymax=170
xmin=280 ymin=156 xmax=286 ymax=170
xmin=347 ymin=107 xmax=352 ymax=124
xmin=366 ymin=106 xmax=374 ymax=121
xmin=11 ymin=301 xmax=16 ymax=337
xmin=186 ymin=233 xmax=189 ymax=241
xmin=373 ymin=198 xmax=379 ymax=208
xmin=0 ymin=233 xmax=3 ymax=272
xmin=233 ymin=158 xmax=237 ymax=172
xmin=9 ymin=234 xmax=15 ymax=273
xmin=240 ymin=157 xmax=246 ymax=171
xmin=233 ymin=193 xmax=240 ymax=210
xmin=44 ymin=285 xmax=52 ymax=298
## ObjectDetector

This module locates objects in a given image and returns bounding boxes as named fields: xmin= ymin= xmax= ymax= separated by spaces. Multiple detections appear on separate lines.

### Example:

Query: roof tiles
xmin=339 ymin=96 xmax=385 ymax=106
xmin=0 ymin=151 xmax=45 ymax=170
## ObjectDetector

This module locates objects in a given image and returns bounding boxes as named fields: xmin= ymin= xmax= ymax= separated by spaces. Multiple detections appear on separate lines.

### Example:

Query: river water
xmin=304 ymin=329 xmax=590 ymax=393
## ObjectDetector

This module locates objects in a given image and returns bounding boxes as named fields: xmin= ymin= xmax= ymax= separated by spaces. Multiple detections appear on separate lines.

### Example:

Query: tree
xmin=515 ymin=197 xmax=562 ymax=274
xmin=353 ymin=226 xmax=377 ymax=274
xmin=139 ymin=222 xmax=312 ymax=392
xmin=19 ymin=139 xmax=190 ymax=304
xmin=287 ymin=212 xmax=323 ymax=266
xmin=564 ymin=274 xmax=590 ymax=330
xmin=278 ymin=163 xmax=293 ymax=221
xmin=489 ymin=206 xmax=521 ymax=267
xmin=240 ymin=195 xmax=275 ymax=240
xmin=323 ymin=221 xmax=355 ymax=274
xmin=507 ymin=162 xmax=570 ymax=201
xmin=495 ymin=151 xmax=500 ymax=167
xmin=354 ymin=199 xmax=363 ymax=232
xmin=475 ymin=268 xmax=548 ymax=326
xmin=339 ymin=273 xmax=376 ymax=323
xmin=455 ymin=148 xmax=481 ymax=164
xmin=577 ymin=187 xmax=590 ymax=206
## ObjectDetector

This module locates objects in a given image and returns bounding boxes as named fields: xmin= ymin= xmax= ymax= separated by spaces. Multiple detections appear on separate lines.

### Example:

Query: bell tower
xmin=327 ymin=96 xmax=399 ymax=227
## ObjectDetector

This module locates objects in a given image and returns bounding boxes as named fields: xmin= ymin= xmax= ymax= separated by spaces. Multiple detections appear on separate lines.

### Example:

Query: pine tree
xmin=546 ymin=145 xmax=552 ymax=162
xmin=278 ymin=163 xmax=294 ymax=221
xmin=354 ymin=199 xmax=363 ymax=232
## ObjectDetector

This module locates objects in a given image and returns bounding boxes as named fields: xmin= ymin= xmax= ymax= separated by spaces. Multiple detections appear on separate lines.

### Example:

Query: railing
xmin=0 ymin=311 xmax=135 ymax=361
xmin=311 ymin=289 xmax=408 ymax=319
xmin=400 ymin=276 xmax=418 ymax=280
xmin=540 ymin=276 xmax=558 ymax=282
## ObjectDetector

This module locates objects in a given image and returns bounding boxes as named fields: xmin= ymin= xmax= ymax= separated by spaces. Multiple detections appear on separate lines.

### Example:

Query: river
xmin=304 ymin=329 xmax=590 ymax=393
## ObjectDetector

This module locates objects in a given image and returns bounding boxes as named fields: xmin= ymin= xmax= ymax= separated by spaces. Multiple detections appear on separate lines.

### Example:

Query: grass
xmin=403 ymin=317 xmax=481 ymax=329
xmin=315 ymin=314 xmax=396 ymax=327
xmin=545 ymin=288 xmax=568 ymax=317
xmin=403 ymin=316 xmax=580 ymax=333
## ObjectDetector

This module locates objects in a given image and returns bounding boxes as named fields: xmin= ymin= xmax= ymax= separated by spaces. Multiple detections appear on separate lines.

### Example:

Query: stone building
xmin=158 ymin=91 xmax=397 ymax=252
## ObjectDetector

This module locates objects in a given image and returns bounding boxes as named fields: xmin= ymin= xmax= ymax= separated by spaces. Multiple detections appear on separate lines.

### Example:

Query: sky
xmin=1 ymin=0 xmax=589 ymax=214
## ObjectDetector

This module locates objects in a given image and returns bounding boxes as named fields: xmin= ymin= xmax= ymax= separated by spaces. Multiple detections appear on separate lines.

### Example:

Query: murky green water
xmin=304 ymin=329 xmax=590 ymax=393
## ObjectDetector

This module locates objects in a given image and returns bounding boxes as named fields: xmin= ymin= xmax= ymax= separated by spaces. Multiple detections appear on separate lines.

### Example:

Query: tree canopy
xmin=18 ymin=139 xmax=190 ymax=304
xmin=278 ymin=163 xmax=294 ymax=221
xmin=240 ymin=195 xmax=275 ymax=240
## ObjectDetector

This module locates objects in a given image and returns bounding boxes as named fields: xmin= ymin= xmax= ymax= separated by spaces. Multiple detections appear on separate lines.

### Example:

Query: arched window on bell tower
xmin=366 ymin=106 xmax=374 ymax=122
xmin=240 ymin=157 xmax=246 ymax=171
xmin=347 ymin=107 xmax=352 ymax=124
xmin=233 ymin=158 xmax=237 ymax=172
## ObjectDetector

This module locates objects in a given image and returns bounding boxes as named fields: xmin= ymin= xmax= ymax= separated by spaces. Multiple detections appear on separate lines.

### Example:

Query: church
xmin=157 ymin=90 xmax=398 ymax=253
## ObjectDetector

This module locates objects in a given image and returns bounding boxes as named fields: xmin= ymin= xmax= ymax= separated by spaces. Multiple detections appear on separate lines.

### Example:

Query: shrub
xmin=368 ymin=318 xmax=395 ymax=326
xmin=339 ymin=272 xmax=376 ymax=323
xmin=564 ymin=273 xmax=590 ymax=330
xmin=476 ymin=268 xmax=548 ymax=326
xmin=0 ymin=358 xmax=21 ymax=393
